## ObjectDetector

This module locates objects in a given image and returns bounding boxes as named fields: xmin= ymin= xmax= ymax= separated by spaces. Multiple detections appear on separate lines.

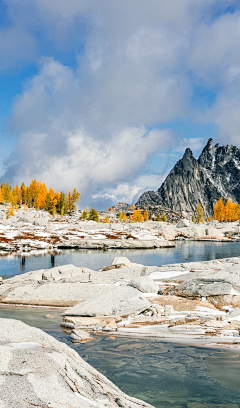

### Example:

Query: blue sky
xmin=0 ymin=0 xmax=240 ymax=209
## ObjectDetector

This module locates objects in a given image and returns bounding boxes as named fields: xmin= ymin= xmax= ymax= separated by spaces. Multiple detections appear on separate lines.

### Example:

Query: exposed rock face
xmin=0 ymin=318 xmax=153 ymax=408
xmin=136 ymin=139 xmax=240 ymax=217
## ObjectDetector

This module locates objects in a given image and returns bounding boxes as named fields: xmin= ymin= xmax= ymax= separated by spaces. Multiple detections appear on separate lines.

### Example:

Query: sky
xmin=0 ymin=0 xmax=240 ymax=209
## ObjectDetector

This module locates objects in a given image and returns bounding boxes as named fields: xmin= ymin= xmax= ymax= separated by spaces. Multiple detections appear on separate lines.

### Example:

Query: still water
xmin=0 ymin=306 xmax=240 ymax=408
xmin=1 ymin=240 xmax=240 ymax=277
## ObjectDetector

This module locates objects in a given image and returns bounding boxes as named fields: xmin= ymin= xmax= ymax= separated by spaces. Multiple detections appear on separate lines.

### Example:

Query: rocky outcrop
xmin=137 ymin=139 xmax=240 ymax=217
xmin=62 ymin=286 xmax=151 ymax=317
xmin=0 ymin=318 xmax=153 ymax=408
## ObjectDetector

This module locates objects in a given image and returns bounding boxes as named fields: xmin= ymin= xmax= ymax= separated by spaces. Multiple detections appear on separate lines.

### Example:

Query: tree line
xmin=213 ymin=197 xmax=240 ymax=222
xmin=0 ymin=180 xmax=80 ymax=216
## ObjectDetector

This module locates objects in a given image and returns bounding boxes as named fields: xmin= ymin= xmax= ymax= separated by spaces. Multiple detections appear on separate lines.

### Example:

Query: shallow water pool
xmin=1 ymin=306 xmax=240 ymax=408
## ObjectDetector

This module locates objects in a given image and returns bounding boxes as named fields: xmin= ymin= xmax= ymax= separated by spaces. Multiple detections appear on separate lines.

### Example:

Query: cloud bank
xmin=2 ymin=0 xmax=240 ymax=207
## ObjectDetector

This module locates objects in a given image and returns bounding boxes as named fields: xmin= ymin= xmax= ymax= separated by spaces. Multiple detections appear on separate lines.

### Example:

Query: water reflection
xmin=1 ymin=241 xmax=240 ymax=277
xmin=21 ymin=256 xmax=25 ymax=272
xmin=51 ymin=254 xmax=55 ymax=268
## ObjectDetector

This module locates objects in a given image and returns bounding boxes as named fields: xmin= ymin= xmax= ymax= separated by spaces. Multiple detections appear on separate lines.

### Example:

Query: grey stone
xmin=111 ymin=257 xmax=132 ymax=266
xmin=177 ymin=219 xmax=190 ymax=228
xmin=63 ymin=286 xmax=151 ymax=317
xmin=130 ymin=276 xmax=159 ymax=294
xmin=175 ymin=281 xmax=232 ymax=297
xmin=0 ymin=318 xmax=153 ymax=408
xmin=229 ymin=307 xmax=240 ymax=317
xmin=163 ymin=305 xmax=174 ymax=316
xmin=70 ymin=329 xmax=92 ymax=342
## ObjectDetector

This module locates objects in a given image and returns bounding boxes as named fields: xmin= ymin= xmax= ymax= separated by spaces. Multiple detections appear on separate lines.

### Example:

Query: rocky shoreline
xmin=1 ymin=255 xmax=240 ymax=349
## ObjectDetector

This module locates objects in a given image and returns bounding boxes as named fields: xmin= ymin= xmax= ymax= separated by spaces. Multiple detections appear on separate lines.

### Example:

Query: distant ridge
xmin=136 ymin=139 xmax=240 ymax=217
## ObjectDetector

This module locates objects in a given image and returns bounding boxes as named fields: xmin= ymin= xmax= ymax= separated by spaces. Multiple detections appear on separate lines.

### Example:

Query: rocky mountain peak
xmin=136 ymin=139 xmax=240 ymax=217
xmin=181 ymin=148 xmax=196 ymax=172
xmin=198 ymin=138 xmax=216 ymax=171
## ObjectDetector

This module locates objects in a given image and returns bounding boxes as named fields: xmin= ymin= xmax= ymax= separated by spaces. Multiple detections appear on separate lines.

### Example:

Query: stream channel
xmin=1 ymin=241 xmax=240 ymax=407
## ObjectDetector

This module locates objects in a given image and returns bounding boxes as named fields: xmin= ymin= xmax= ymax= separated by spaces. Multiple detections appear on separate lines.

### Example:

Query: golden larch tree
xmin=195 ymin=203 xmax=205 ymax=224
xmin=213 ymin=197 xmax=225 ymax=221
xmin=144 ymin=210 xmax=149 ymax=221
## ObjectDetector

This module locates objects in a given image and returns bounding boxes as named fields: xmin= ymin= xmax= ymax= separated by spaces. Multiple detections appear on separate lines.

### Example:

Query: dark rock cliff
xmin=136 ymin=139 xmax=240 ymax=217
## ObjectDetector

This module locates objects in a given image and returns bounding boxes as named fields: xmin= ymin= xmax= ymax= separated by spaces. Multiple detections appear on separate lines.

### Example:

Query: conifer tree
xmin=21 ymin=183 xmax=27 ymax=204
xmin=58 ymin=191 xmax=68 ymax=217
xmin=213 ymin=197 xmax=225 ymax=221
xmin=88 ymin=208 xmax=99 ymax=222
xmin=156 ymin=214 xmax=161 ymax=221
xmin=4 ymin=182 xmax=11 ymax=203
xmin=144 ymin=209 xmax=149 ymax=221
xmin=81 ymin=207 xmax=89 ymax=219
xmin=162 ymin=213 xmax=167 ymax=222
xmin=71 ymin=188 xmax=80 ymax=210
xmin=15 ymin=184 xmax=22 ymax=204
xmin=119 ymin=212 xmax=124 ymax=221
xmin=195 ymin=202 xmax=205 ymax=224
xmin=1 ymin=183 xmax=5 ymax=203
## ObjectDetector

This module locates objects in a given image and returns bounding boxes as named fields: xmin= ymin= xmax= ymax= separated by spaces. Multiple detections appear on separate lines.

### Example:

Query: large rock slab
xmin=174 ymin=281 xmax=232 ymax=297
xmin=0 ymin=318 xmax=153 ymax=408
xmin=4 ymin=264 xmax=94 ymax=285
xmin=130 ymin=276 xmax=159 ymax=294
xmin=0 ymin=282 xmax=128 ymax=307
xmin=63 ymin=286 xmax=151 ymax=317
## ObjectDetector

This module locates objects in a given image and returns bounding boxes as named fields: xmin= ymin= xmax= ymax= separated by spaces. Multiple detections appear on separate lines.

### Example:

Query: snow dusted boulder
xmin=63 ymin=286 xmax=151 ymax=317
xmin=130 ymin=276 xmax=159 ymax=294
xmin=18 ymin=212 xmax=50 ymax=227
xmin=111 ymin=257 xmax=143 ymax=268
xmin=160 ymin=227 xmax=176 ymax=241
xmin=111 ymin=257 xmax=131 ymax=266
xmin=0 ymin=318 xmax=153 ymax=408
xmin=42 ymin=264 xmax=93 ymax=282
xmin=177 ymin=219 xmax=190 ymax=228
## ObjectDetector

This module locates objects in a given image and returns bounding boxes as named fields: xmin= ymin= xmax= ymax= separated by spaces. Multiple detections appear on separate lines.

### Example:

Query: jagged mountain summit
xmin=136 ymin=139 xmax=240 ymax=217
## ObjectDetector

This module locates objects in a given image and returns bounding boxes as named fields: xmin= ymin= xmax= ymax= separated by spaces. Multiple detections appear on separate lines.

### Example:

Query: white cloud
xmin=3 ymin=0 xmax=240 ymax=208
xmin=5 ymin=59 xmax=174 ymax=208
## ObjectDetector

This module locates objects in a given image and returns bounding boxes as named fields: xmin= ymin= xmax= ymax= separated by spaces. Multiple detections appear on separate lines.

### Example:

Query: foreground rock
xmin=0 ymin=318 xmax=153 ymax=408
xmin=63 ymin=286 xmax=151 ymax=317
